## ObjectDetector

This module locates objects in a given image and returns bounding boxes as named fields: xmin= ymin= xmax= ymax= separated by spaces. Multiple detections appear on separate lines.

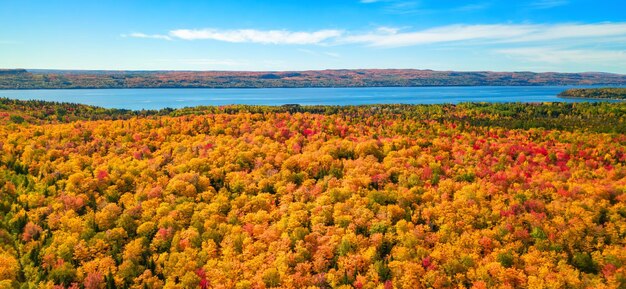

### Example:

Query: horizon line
xmin=2 ymin=68 xmax=624 ymax=75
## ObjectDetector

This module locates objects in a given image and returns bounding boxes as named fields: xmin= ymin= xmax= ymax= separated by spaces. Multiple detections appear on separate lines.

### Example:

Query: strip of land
xmin=558 ymin=88 xmax=626 ymax=100
xmin=1 ymin=68 xmax=626 ymax=89
xmin=2 ymin=98 xmax=625 ymax=133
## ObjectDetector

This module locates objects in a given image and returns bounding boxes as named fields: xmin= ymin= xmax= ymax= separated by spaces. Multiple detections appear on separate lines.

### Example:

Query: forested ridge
xmin=1 ymin=69 xmax=626 ymax=89
xmin=0 ymin=99 xmax=625 ymax=288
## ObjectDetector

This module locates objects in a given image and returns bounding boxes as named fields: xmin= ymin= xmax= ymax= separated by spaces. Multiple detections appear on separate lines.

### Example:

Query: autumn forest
xmin=0 ymin=99 xmax=624 ymax=288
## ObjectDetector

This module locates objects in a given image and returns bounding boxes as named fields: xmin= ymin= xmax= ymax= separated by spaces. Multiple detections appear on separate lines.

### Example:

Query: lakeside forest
xmin=559 ymin=88 xmax=626 ymax=100
xmin=1 ymin=69 xmax=626 ymax=89
xmin=0 ymin=98 xmax=625 ymax=288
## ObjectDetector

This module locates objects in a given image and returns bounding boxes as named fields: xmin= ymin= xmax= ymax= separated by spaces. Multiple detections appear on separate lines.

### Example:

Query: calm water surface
xmin=0 ymin=86 xmax=621 ymax=110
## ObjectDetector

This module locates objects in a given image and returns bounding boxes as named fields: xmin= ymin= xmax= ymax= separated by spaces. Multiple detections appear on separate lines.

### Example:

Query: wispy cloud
xmin=342 ymin=24 xmax=535 ymax=47
xmin=297 ymin=48 xmax=318 ymax=56
xmin=298 ymin=49 xmax=341 ymax=58
xmin=122 ymin=32 xmax=172 ymax=41
xmin=122 ymin=22 xmax=626 ymax=72
xmin=497 ymin=47 xmax=626 ymax=65
xmin=126 ymin=22 xmax=626 ymax=51
xmin=528 ymin=0 xmax=569 ymax=9
xmin=454 ymin=2 xmax=492 ymax=12
xmin=341 ymin=23 xmax=626 ymax=47
xmin=375 ymin=27 xmax=401 ymax=34
xmin=324 ymin=52 xmax=341 ymax=58
xmin=360 ymin=0 xmax=491 ymax=14
xmin=502 ymin=23 xmax=626 ymax=42
xmin=168 ymin=29 xmax=342 ymax=44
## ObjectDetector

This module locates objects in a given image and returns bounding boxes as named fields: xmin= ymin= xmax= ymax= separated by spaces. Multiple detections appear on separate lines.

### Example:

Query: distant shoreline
xmin=558 ymin=96 xmax=626 ymax=101
xmin=1 ymin=68 xmax=625 ymax=90
xmin=558 ymin=88 xmax=626 ymax=101
xmin=1 ymin=84 xmax=624 ymax=90
xmin=0 ymin=84 xmax=624 ymax=91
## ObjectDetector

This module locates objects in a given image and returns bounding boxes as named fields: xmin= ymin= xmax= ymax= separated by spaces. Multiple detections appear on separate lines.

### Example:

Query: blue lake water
xmin=0 ymin=86 xmax=622 ymax=110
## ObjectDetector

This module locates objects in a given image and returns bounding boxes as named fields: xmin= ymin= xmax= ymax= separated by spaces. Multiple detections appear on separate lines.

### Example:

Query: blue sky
xmin=1 ymin=0 xmax=625 ymax=73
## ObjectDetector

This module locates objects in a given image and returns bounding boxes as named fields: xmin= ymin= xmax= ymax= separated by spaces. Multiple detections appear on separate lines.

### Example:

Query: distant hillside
xmin=0 ymin=69 xmax=28 ymax=75
xmin=1 ymin=69 xmax=625 ymax=89
xmin=558 ymin=87 xmax=626 ymax=100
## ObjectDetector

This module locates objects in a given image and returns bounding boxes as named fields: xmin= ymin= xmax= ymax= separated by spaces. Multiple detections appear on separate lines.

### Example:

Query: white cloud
xmin=341 ymin=23 xmax=626 ymax=47
xmin=497 ymin=47 xmax=626 ymax=64
xmin=503 ymin=23 xmax=626 ymax=43
xmin=375 ymin=26 xmax=400 ymax=34
xmin=125 ymin=22 xmax=626 ymax=61
xmin=123 ymin=33 xmax=172 ymax=41
xmin=342 ymin=24 xmax=536 ymax=47
xmin=169 ymin=29 xmax=343 ymax=45
xmin=360 ymin=0 xmax=491 ymax=15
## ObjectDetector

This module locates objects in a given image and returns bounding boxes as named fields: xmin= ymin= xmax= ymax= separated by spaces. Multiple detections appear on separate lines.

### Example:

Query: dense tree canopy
xmin=0 ymin=100 xmax=625 ymax=288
